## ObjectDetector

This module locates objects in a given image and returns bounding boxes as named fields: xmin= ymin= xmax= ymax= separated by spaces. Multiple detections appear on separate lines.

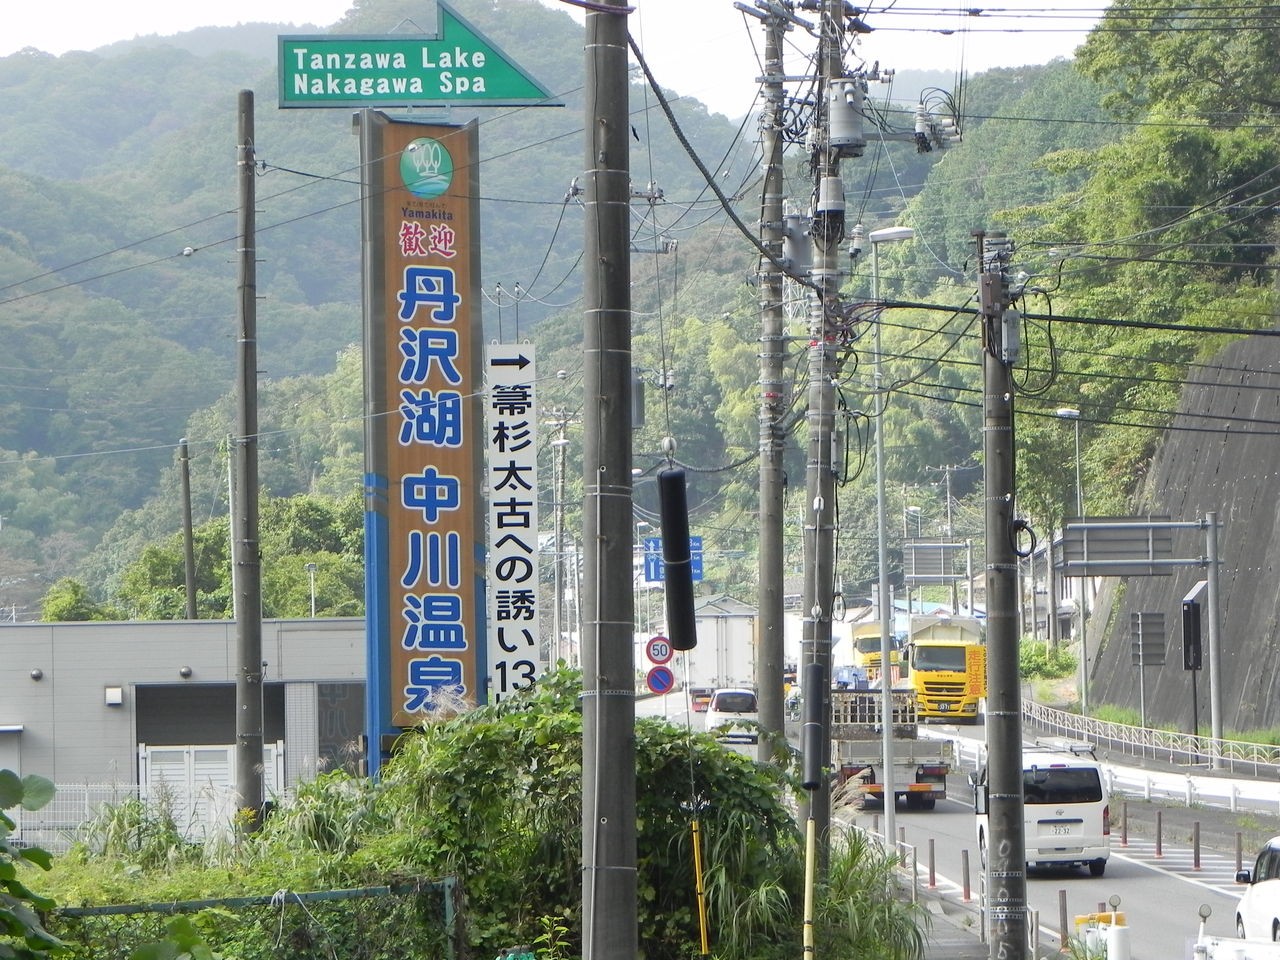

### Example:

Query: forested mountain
xmin=0 ymin=0 xmax=962 ymax=614
xmin=3 ymin=0 xmax=1279 ymax=733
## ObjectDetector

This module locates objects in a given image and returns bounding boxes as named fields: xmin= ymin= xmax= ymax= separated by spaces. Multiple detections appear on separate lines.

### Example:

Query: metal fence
xmin=16 ymin=780 xmax=268 ymax=853
xmin=1024 ymin=699 xmax=1280 ymax=779
xmin=51 ymin=879 xmax=461 ymax=960
xmin=13 ymin=782 xmax=139 ymax=853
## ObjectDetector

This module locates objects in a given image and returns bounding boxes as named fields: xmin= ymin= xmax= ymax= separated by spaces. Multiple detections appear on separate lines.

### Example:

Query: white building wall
xmin=0 ymin=618 xmax=364 ymax=786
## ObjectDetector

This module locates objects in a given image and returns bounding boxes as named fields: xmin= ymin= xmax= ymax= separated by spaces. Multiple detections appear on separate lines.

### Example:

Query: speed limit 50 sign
xmin=646 ymin=635 xmax=673 ymax=665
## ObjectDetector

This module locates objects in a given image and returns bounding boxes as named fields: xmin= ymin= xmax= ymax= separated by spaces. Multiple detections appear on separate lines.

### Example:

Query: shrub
xmin=1019 ymin=641 xmax=1077 ymax=679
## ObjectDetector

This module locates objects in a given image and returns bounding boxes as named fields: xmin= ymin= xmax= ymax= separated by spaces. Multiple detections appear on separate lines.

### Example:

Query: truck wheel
xmin=904 ymin=793 xmax=922 ymax=811
xmin=1089 ymin=859 xmax=1106 ymax=877
xmin=921 ymin=795 xmax=937 ymax=811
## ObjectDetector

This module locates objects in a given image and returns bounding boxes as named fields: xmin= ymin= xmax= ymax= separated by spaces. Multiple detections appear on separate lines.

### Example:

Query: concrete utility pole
xmin=179 ymin=437 xmax=198 ymax=620
xmin=976 ymin=230 xmax=1027 ymax=960
xmin=1205 ymin=511 xmax=1224 ymax=764
xmin=579 ymin=2 xmax=636 ymax=957
xmin=871 ymin=225 xmax=913 ymax=852
xmin=233 ymin=89 xmax=265 ymax=829
xmin=753 ymin=0 xmax=790 ymax=761
xmin=550 ymin=411 xmax=569 ymax=668
xmin=799 ymin=0 xmax=853 ymax=856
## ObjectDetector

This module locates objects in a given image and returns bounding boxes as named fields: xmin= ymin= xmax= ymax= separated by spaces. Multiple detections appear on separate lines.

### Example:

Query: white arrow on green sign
xmin=278 ymin=0 xmax=560 ymax=109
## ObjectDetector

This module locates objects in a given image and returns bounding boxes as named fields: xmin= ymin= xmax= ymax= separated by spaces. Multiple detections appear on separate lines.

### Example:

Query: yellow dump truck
xmin=902 ymin=614 xmax=986 ymax=722
xmin=848 ymin=620 xmax=899 ymax=682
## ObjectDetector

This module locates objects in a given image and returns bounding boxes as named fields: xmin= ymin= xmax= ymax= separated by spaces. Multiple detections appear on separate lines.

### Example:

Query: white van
xmin=971 ymin=739 xmax=1111 ymax=877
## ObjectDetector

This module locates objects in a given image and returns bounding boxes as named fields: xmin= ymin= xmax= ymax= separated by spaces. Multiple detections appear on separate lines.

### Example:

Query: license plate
xmin=1041 ymin=823 xmax=1077 ymax=836
xmin=938 ymin=703 xmax=950 ymax=712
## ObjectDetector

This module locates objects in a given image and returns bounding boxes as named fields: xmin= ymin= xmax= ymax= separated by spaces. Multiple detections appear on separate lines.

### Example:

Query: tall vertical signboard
xmin=360 ymin=113 xmax=485 ymax=757
xmin=281 ymin=1 xmax=558 ymax=776
xmin=485 ymin=344 xmax=540 ymax=700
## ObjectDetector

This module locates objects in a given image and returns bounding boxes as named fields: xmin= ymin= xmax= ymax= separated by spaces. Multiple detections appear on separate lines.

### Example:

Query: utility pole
xmin=179 ymin=437 xmax=198 ymax=620
xmin=799 ymin=0 xmax=852 ymax=857
xmin=976 ymin=230 xmax=1027 ymax=960
xmin=752 ymin=0 xmax=791 ymax=762
xmin=580 ymin=2 xmax=636 ymax=958
xmin=233 ymin=89 xmax=264 ymax=830
xmin=550 ymin=411 xmax=569 ymax=668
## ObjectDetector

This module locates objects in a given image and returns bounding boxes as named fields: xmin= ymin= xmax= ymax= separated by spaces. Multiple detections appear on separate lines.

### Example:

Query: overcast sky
xmin=0 ymin=0 xmax=1104 ymax=119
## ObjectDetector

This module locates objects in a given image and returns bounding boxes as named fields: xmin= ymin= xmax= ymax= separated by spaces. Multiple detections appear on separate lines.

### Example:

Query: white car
xmin=972 ymin=743 xmax=1111 ymax=877
xmin=704 ymin=688 xmax=758 ymax=745
xmin=1236 ymin=836 xmax=1280 ymax=940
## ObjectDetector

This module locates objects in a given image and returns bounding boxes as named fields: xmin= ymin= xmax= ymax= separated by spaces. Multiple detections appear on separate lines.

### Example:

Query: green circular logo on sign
xmin=400 ymin=137 xmax=454 ymax=199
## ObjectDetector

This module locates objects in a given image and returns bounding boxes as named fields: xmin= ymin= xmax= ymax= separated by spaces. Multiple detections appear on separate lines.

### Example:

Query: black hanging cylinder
xmin=658 ymin=467 xmax=697 ymax=651
xmin=801 ymin=660 xmax=826 ymax=790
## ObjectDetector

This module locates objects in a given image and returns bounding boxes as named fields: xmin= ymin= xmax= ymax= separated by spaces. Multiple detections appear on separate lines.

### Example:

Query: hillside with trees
xmin=1 ymin=0 xmax=1278 ymax=732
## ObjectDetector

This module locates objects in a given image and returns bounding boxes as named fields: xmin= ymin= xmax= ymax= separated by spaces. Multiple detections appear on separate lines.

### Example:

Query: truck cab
xmin=849 ymin=623 xmax=900 ymax=683
xmin=901 ymin=615 xmax=985 ymax=721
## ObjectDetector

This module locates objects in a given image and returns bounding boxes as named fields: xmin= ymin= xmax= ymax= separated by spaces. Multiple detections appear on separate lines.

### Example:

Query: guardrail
xmin=1024 ymin=700 xmax=1280 ymax=780
xmin=940 ymin=703 xmax=1280 ymax=816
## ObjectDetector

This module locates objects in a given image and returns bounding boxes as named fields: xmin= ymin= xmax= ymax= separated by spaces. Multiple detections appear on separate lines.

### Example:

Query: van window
xmin=711 ymin=691 xmax=757 ymax=713
xmin=1023 ymin=766 xmax=1103 ymax=804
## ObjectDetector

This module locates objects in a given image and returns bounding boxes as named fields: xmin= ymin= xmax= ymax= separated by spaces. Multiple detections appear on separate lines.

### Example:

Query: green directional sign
xmin=278 ymin=0 xmax=559 ymax=109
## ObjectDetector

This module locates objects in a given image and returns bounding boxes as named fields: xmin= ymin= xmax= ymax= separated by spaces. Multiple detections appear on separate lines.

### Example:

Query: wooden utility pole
xmin=580 ymin=2 xmax=636 ymax=957
xmin=233 ymin=89 xmax=264 ymax=829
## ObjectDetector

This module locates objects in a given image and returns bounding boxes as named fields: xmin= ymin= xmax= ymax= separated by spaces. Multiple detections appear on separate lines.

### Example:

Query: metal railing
xmin=16 ymin=780 xmax=295 ymax=853
xmin=13 ymin=782 xmax=139 ymax=853
xmin=1024 ymin=700 xmax=1280 ymax=779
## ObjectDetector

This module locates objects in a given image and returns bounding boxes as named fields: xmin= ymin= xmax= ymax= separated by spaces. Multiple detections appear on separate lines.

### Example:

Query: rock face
xmin=1087 ymin=335 xmax=1280 ymax=734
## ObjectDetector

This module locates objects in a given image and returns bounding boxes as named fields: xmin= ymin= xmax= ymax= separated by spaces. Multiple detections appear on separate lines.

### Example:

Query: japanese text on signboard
xmin=486 ymin=345 xmax=539 ymax=700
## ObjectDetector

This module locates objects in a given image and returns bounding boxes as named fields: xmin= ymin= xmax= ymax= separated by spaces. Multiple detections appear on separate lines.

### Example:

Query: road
xmin=636 ymin=693 xmax=1262 ymax=959
xmin=843 ymin=789 xmax=1243 ymax=959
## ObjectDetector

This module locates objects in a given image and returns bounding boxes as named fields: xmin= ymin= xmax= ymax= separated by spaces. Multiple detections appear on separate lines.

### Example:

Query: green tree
xmin=39 ymin=578 xmax=121 ymax=622
xmin=103 ymin=492 xmax=363 ymax=621
xmin=1076 ymin=0 xmax=1280 ymax=121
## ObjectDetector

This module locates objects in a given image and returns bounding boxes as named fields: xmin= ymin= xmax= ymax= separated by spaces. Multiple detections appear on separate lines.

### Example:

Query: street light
xmin=304 ymin=562 xmax=317 ymax=619
xmin=871 ymin=224 xmax=914 ymax=847
xmin=903 ymin=504 xmax=922 ymax=538
xmin=1055 ymin=407 xmax=1086 ymax=711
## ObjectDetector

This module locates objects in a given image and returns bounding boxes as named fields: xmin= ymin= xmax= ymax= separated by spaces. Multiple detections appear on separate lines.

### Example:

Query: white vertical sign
xmin=485 ymin=343 xmax=540 ymax=701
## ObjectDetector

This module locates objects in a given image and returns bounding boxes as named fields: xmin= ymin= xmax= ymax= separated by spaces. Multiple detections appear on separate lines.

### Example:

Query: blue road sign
xmin=643 ymin=535 xmax=704 ymax=583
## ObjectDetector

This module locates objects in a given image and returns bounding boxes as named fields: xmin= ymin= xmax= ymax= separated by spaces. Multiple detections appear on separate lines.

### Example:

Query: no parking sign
xmin=646 ymin=665 xmax=675 ymax=695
